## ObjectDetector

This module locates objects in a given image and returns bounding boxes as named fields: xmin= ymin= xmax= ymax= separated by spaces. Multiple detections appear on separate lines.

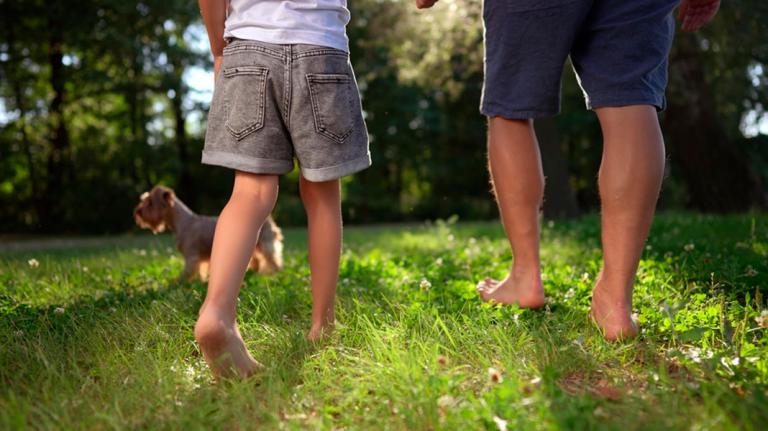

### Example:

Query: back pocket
xmin=306 ymin=73 xmax=354 ymax=144
xmin=223 ymin=66 xmax=268 ymax=140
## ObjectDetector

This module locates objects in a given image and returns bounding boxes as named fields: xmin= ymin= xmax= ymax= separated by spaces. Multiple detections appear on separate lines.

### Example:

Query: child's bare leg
xmin=299 ymin=176 xmax=341 ymax=341
xmin=195 ymin=171 xmax=279 ymax=378
xmin=592 ymin=105 xmax=665 ymax=341
xmin=478 ymin=117 xmax=546 ymax=308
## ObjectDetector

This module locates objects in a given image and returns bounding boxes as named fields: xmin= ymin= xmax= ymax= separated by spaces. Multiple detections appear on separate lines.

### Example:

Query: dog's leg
xmin=181 ymin=257 xmax=201 ymax=281
xmin=198 ymin=261 xmax=210 ymax=281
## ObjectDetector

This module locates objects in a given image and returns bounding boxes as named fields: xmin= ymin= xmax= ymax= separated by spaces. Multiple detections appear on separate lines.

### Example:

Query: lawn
xmin=1 ymin=213 xmax=767 ymax=430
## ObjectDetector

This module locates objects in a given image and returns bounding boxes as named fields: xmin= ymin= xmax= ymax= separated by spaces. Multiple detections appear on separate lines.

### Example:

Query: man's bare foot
xmin=476 ymin=272 xmax=546 ymax=309
xmin=194 ymin=312 xmax=262 ymax=379
xmin=590 ymin=273 xmax=639 ymax=341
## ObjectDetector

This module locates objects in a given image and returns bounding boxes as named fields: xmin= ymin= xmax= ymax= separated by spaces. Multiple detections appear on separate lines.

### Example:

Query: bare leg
xmin=299 ymin=176 xmax=342 ymax=341
xmin=592 ymin=106 xmax=665 ymax=341
xmin=194 ymin=172 xmax=279 ymax=378
xmin=478 ymin=117 xmax=546 ymax=308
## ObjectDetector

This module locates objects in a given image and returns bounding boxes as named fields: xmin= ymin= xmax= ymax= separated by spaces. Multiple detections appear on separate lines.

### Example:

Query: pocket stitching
xmin=223 ymin=66 xmax=268 ymax=141
xmin=306 ymin=74 xmax=354 ymax=144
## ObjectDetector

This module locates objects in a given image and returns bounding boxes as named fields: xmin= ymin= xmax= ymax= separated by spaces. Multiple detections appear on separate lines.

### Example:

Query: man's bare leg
xmin=478 ymin=117 xmax=546 ymax=308
xmin=592 ymin=105 xmax=665 ymax=341
xmin=195 ymin=172 xmax=279 ymax=378
xmin=299 ymin=176 xmax=342 ymax=341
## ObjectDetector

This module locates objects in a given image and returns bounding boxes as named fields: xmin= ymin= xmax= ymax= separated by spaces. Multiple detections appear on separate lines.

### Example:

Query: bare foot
xmin=590 ymin=273 xmax=639 ymax=342
xmin=307 ymin=320 xmax=334 ymax=342
xmin=476 ymin=273 xmax=546 ymax=309
xmin=194 ymin=312 xmax=262 ymax=379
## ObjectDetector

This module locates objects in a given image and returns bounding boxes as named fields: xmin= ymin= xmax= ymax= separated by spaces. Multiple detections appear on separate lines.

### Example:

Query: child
xmin=195 ymin=0 xmax=370 ymax=378
xmin=416 ymin=0 xmax=719 ymax=340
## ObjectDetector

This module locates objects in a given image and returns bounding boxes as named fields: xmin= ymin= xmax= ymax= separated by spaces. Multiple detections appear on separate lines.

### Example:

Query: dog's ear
xmin=162 ymin=188 xmax=175 ymax=207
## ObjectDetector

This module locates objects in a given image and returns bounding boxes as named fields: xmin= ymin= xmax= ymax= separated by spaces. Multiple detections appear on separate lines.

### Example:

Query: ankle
xmin=594 ymin=271 xmax=633 ymax=302
xmin=511 ymin=263 xmax=542 ymax=284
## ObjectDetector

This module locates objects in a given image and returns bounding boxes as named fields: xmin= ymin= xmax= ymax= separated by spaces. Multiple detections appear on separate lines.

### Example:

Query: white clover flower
xmin=755 ymin=310 xmax=768 ymax=328
xmin=14 ymin=330 xmax=24 ymax=338
xmin=437 ymin=395 xmax=455 ymax=409
xmin=419 ymin=279 xmax=432 ymax=290
xmin=581 ymin=272 xmax=590 ymax=282
xmin=435 ymin=257 xmax=444 ymax=266
xmin=493 ymin=416 xmax=508 ymax=431
xmin=82 ymin=266 xmax=89 ymax=273
xmin=447 ymin=234 xmax=455 ymax=242
xmin=54 ymin=307 xmax=65 ymax=315
xmin=28 ymin=258 xmax=40 ymax=268
xmin=683 ymin=243 xmax=695 ymax=252
xmin=685 ymin=347 xmax=702 ymax=362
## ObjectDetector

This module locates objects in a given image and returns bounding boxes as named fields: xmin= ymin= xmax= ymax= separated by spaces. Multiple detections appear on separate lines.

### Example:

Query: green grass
xmin=1 ymin=212 xmax=767 ymax=430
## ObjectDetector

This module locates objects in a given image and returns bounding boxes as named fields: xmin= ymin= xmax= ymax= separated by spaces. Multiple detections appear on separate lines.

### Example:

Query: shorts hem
xmin=300 ymin=153 xmax=372 ymax=182
xmin=201 ymin=150 xmax=293 ymax=175
xmin=587 ymin=94 xmax=666 ymax=111
xmin=480 ymin=106 xmax=559 ymax=120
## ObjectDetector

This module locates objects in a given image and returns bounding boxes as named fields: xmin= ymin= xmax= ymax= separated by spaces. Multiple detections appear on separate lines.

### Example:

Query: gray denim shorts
xmin=202 ymin=39 xmax=371 ymax=182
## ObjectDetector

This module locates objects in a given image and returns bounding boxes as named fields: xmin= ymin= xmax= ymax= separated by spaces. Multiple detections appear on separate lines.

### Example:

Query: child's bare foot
xmin=590 ymin=273 xmax=639 ymax=341
xmin=194 ymin=312 xmax=262 ymax=379
xmin=476 ymin=272 xmax=546 ymax=309
xmin=306 ymin=324 xmax=333 ymax=342
xmin=307 ymin=318 xmax=335 ymax=342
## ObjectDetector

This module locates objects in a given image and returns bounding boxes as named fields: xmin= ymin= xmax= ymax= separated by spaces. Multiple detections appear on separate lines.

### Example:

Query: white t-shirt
xmin=224 ymin=0 xmax=351 ymax=52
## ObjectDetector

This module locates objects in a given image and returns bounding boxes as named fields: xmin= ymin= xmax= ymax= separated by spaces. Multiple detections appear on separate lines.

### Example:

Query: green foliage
xmin=1 ymin=0 xmax=767 ymax=233
xmin=1 ymin=213 xmax=767 ymax=429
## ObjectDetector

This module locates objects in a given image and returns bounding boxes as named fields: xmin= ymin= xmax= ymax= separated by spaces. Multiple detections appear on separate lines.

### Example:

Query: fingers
xmin=677 ymin=0 xmax=689 ymax=21
xmin=415 ymin=0 xmax=439 ymax=9
xmin=678 ymin=0 xmax=720 ymax=32
xmin=213 ymin=55 xmax=222 ymax=81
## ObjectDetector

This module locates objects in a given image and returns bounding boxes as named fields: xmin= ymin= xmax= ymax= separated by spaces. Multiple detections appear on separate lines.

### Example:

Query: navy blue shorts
xmin=481 ymin=0 xmax=679 ymax=119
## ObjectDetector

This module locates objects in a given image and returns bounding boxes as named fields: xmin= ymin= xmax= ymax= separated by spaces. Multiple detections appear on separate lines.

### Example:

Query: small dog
xmin=134 ymin=186 xmax=283 ymax=281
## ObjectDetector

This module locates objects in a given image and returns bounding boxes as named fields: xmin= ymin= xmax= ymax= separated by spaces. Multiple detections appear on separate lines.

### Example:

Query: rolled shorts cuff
xmin=300 ymin=152 xmax=372 ymax=182
xmin=201 ymin=150 xmax=293 ymax=175
xmin=480 ymin=107 xmax=559 ymax=120
xmin=586 ymin=92 xmax=667 ymax=111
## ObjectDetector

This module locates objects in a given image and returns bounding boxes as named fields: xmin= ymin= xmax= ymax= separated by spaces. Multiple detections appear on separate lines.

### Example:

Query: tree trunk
xmin=536 ymin=117 xmax=580 ymax=219
xmin=168 ymin=48 xmax=193 ymax=206
xmin=664 ymin=34 xmax=766 ymax=212
xmin=44 ymin=10 xmax=71 ymax=228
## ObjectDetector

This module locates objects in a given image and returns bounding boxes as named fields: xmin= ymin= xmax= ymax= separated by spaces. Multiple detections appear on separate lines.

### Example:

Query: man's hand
xmin=214 ymin=55 xmax=223 ymax=81
xmin=677 ymin=0 xmax=720 ymax=32
xmin=415 ymin=0 xmax=439 ymax=9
